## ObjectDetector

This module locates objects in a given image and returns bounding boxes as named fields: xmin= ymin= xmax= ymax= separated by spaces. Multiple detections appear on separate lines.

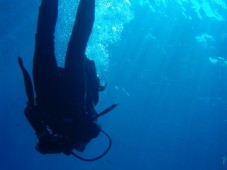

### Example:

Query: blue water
xmin=1 ymin=0 xmax=227 ymax=169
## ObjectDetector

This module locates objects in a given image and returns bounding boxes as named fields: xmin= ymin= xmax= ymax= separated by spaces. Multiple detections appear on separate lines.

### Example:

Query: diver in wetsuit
xmin=18 ymin=0 xmax=109 ymax=155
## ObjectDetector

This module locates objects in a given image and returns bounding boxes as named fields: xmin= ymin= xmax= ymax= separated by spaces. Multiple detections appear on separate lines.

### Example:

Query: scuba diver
xmin=18 ymin=0 xmax=117 ymax=161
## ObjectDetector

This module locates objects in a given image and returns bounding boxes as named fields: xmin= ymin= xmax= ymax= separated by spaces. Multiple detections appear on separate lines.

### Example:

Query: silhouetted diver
xmin=18 ymin=0 xmax=117 ymax=161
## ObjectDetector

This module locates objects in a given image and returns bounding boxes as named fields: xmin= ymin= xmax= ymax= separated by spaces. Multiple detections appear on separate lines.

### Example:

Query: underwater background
xmin=1 ymin=0 xmax=227 ymax=169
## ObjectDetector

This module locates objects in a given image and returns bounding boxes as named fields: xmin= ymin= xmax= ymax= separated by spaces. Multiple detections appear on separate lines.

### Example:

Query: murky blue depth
xmin=0 ymin=0 xmax=227 ymax=169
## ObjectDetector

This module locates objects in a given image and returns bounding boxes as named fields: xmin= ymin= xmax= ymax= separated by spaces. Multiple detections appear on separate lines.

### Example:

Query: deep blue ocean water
xmin=1 ymin=0 xmax=227 ymax=169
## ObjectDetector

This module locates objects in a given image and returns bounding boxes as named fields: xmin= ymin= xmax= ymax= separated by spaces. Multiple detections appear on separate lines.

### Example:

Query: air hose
xmin=71 ymin=130 xmax=112 ymax=161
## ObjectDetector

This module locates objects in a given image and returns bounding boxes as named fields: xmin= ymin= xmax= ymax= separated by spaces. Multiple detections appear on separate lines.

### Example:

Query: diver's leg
xmin=33 ymin=0 xmax=58 ymax=103
xmin=64 ymin=0 xmax=95 ymax=115
xmin=65 ymin=0 xmax=95 ymax=69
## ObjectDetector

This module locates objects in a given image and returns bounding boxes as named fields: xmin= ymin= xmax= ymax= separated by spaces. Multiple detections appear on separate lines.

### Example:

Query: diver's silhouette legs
xmin=64 ymin=0 xmax=95 ymax=116
xmin=33 ymin=0 xmax=59 ymax=109
xmin=32 ymin=0 xmax=95 ymax=123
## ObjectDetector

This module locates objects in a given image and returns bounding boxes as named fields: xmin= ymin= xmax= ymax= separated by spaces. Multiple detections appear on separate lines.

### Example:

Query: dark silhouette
xmin=18 ymin=0 xmax=115 ymax=157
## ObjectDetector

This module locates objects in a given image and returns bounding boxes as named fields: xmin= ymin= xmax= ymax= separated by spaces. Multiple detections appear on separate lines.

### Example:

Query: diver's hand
xmin=18 ymin=56 xmax=24 ymax=69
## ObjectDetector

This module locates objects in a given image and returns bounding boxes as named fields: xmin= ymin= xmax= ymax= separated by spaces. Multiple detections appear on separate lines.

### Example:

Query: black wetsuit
xmin=22 ymin=0 xmax=101 ymax=154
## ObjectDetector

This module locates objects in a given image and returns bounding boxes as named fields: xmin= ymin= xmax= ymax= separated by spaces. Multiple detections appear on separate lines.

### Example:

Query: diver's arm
xmin=18 ymin=56 xmax=35 ymax=107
